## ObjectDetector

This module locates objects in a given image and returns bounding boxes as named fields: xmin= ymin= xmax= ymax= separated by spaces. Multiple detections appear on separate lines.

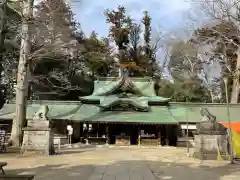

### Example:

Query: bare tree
xmin=195 ymin=0 xmax=240 ymax=103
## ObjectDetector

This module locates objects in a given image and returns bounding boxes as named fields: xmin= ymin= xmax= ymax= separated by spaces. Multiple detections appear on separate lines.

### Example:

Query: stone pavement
xmin=1 ymin=146 xmax=240 ymax=180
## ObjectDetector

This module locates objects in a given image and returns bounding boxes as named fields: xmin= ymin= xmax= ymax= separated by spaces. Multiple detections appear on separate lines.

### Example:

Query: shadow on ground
xmin=56 ymin=148 xmax=97 ymax=155
xmin=4 ymin=159 xmax=240 ymax=180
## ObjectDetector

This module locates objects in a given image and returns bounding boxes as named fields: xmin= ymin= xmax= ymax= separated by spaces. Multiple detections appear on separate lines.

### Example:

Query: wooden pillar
xmin=72 ymin=122 xmax=80 ymax=141
xmin=86 ymin=123 xmax=89 ymax=145
xmin=106 ymin=124 xmax=109 ymax=144
xmin=80 ymin=123 xmax=83 ymax=143
xmin=97 ymin=123 xmax=99 ymax=138
xmin=166 ymin=125 xmax=169 ymax=146
xmin=138 ymin=126 xmax=141 ymax=146
xmin=158 ymin=131 xmax=161 ymax=146
xmin=156 ymin=125 xmax=160 ymax=146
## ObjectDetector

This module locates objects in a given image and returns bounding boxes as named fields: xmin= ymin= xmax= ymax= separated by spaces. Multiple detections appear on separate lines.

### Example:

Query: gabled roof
xmin=99 ymin=97 xmax=150 ymax=112
xmin=92 ymin=77 xmax=124 ymax=96
xmin=131 ymin=78 xmax=155 ymax=96
xmin=79 ymin=77 xmax=171 ymax=104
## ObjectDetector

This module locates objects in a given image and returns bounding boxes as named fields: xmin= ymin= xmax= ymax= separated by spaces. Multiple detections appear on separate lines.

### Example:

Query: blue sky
xmin=71 ymin=0 xmax=193 ymax=37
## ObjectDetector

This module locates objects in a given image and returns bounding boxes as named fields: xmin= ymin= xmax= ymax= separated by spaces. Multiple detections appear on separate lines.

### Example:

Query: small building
xmin=1 ymin=75 xmax=240 ymax=146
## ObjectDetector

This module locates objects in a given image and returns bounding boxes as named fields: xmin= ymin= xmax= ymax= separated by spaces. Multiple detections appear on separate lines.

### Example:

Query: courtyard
xmin=1 ymin=146 xmax=240 ymax=180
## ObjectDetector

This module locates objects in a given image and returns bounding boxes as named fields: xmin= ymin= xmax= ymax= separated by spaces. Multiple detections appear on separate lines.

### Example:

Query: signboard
xmin=180 ymin=124 xmax=196 ymax=130
xmin=68 ymin=127 xmax=73 ymax=135
xmin=89 ymin=124 xmax=92 ymax=131
xmin=67 ymin=125 xmax=72 ymax=131
xmin=67 ymin=125 xmax=73 ymax=135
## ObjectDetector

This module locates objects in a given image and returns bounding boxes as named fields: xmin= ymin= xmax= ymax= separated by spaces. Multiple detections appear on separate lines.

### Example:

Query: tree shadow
xmin=57 ymin=148 xmax=97 ymax=155
xmin=4 ymin=159 xmax=240 ymax=180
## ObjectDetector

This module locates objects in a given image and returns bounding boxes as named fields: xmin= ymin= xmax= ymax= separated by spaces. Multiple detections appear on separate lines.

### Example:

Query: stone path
xmin=1 ymin=146 xmax=240 ymax=180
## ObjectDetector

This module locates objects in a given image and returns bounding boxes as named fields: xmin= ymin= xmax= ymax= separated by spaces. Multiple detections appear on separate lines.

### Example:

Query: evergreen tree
xmin=29 ymin=0 xmax=88 ymax=99
xmin=104 ymin=6 xmax=158 ymax=77
xmin=33 ymin=0 xmax=76 ymax=45
xmin=0 ymin=0 xmax=21 ymax=102
xmin=30 ymin=0 xmax=113 ymax=99
xmin=104 ymin=5 xmax=131 ymax=65
xmin=81 ymin=31 xmax=114 ymax=77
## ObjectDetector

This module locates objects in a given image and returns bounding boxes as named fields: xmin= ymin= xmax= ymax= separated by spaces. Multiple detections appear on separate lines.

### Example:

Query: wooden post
xmin=80 ymin=123 xmax=83 ymax=143
xmin=158 ymin=131 xmax=161 ymax=146
xmin=138 ymin=126 xmax=141 ymax=146
xmin=86 ymin=123 xmax=89 ymax=145
xmin=106 ymin=124 xmax=109 ymax=145
xmin=166 ymin=125 xmax=169 ymax=146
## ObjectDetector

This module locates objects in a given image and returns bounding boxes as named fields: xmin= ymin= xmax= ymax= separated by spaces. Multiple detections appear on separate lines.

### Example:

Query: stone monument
xmin=193 ymin=108 xmax=229 ymax=160
xmin=21 ymin=105 xmax=55 ymax=155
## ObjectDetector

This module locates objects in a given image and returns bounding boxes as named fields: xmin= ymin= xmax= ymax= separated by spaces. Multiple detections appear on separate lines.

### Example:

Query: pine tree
xmin=141 ymin=11 xmax=156 ymax=76
xmin=30 ymin=0 xmax=82 ymax=98
xmin=33 ymin=0 xmax=77 ymax=45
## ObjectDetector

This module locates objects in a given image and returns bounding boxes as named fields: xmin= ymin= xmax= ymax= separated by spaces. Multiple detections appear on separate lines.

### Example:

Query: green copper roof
xmin=0 ymin=103 xmax=176 ymax=124
xmin=169 ymin=103 xmax=240 ymax=123
xmin=99 ymin=97 xmax=150 ymax=111
xmin=148 ymin=96 xmax=171 ymax=103
xmin=79 ymin=78 xmax=171 ymax=103
xmin=92 ymin=77 xmax=124 ymax=96
xmin=99 ymin=96 xmax=120 ymax=107
xmin=78 ymin=107 xmax=177 ymax=124
xmin=83 ymin=77 xmax=171 ymax=103
xmin=79 ymin=95 xmax=104 ymax=101
xmin=70 ymin=105 xmax=100 ymax=121
xmin=0 ymin=104 xmax=15 ymax=119
xmin=132 ymin=79 xmax=155 ymax=96
xmin=2 ymin=102 xmax=240 ymax=124
xmin=26 ymin=103 xmax=83 ymax=120
xmin=131 ymin=98 xmax=149 ymax=108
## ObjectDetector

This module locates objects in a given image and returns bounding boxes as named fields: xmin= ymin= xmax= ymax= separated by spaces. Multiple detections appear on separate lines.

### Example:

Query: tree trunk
xmin=230 ymin=48 xmax=240 ymax=103
xmin=209 ymin=90 xmax=214 ymax=103
xmin=10 ymin=0 xmax=33 ymax=147
xmin=0 ymin=0 xmax=6 ymax=80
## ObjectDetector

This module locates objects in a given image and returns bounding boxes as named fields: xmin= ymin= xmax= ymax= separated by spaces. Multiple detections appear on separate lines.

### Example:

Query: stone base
xmin=21 ymin=129 xmax=55 ymax=156
xmin=193 ymin=134 xmax=229 ymax=160
xmin=193 ymin=152 xmax=230 ymax=160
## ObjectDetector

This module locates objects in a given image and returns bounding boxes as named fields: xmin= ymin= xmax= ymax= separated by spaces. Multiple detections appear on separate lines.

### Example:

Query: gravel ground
xmin=1 ymin=146 xmax=240 ymax=180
